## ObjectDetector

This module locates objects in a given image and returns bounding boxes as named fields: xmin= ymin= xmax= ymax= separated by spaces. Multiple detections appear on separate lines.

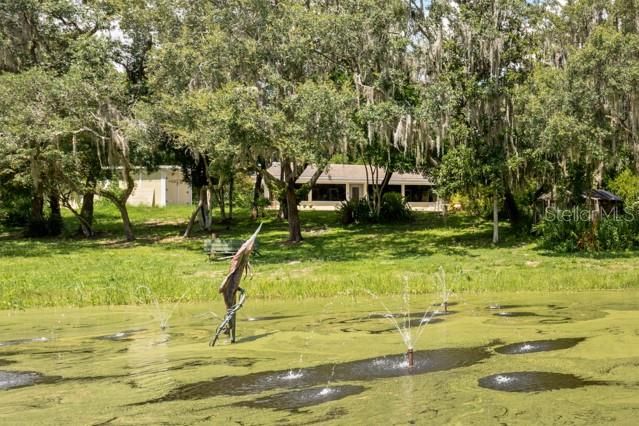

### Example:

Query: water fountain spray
xmin=436 ymin=266 xmax=450 ymax=313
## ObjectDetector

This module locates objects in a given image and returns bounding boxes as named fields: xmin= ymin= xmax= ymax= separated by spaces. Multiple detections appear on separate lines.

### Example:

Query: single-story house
xmin=126 ymin=166 xmax=192 ymax=207
xmin=264 ymin=163 xmax=441 ymax=211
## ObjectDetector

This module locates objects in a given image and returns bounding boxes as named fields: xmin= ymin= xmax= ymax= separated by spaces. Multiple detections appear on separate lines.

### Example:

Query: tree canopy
xmin=2 ymin=0 xmax=639 ymax=243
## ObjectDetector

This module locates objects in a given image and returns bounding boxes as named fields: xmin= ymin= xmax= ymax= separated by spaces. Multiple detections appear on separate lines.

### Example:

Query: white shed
xmin=127 ymin=166 xmax=192 ymax=207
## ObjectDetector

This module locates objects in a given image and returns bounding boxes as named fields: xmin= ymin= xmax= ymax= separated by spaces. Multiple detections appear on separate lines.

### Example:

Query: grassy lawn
xmin=1 ymin=203 xmax=638 ymax=309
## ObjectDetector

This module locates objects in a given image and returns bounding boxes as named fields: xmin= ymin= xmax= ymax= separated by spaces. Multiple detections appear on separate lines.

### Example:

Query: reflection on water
xmin=0 ymin=370 xmax=61 ymax=390
xmin=232 ymin=385 xmax=367 ymax=410
xmin=94 ymin=329 xmax=147 ymax=342
xmin=478 ymin=371 xmax=606 ymax=392
xmin=142 ymin=346 xmax=491 ymax=402
xmin=494 ymin=338 xmax=586 ymax=355
xmin=493 ymin=311 xmax=540 ymax=317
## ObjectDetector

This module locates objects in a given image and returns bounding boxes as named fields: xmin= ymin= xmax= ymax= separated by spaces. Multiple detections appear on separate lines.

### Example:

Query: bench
xmin=203 ymin=238 xmax=260 ymax=261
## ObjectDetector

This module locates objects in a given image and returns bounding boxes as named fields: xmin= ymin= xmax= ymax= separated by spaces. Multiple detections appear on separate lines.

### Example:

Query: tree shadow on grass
xmin=533 ymin=246 xmax=639 ymax=260
xmin=0 ymin=209 xmax=526 ymax=262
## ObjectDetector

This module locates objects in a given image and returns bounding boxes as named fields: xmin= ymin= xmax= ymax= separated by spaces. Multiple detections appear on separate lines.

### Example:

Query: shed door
xmin=167 ymin=178 xmax=181 ymax=204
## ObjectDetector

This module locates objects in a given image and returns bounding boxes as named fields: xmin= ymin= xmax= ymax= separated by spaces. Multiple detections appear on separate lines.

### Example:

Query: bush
xmin=379 ymin=192 xmax=412 ymax=222
xmin=0 ymin=191 xmax=31 ymax=227
xmin=337 ymin=198 xmax=373 ymax=224
xmin=597 ymin=216 xmax=639 ymax=250
xmin=535 ymin=208 xmax=595 ymax=252
xmin=338 ymin=193 xmax=412 ymax=225
xmin=536 ymin=207 xmax=639 ymax=252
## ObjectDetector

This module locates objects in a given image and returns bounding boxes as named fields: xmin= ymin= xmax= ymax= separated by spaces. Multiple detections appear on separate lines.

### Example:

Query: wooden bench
xmin=203 ymin=238 xmax=260 ymax=261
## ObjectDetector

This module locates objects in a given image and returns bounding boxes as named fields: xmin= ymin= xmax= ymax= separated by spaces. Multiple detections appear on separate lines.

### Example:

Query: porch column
xmin=401 ymin=184 xmax=405 ymax=197
xmin=346 ymin=183 xmax=351 ymax=201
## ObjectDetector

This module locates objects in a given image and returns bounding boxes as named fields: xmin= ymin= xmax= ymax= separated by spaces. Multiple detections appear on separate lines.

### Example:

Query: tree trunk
xmin=503 ymin=189 xmax=520 ymax=228
xmin=492 ymin=193 xmax=499 ymax=244
xmin=278 ymin=195 xmax=288 ymax=220
xmin=228 ymin=175 xmax=234 ymax=221
xmin=216 ymin=186 xmax=226 ymax=220
xmin=373 ymin=170 xmax=393 ymax=218
xmin=116 ymin=201 xmax=135 ymax=241
xmin=184 ymin=206 xmax=199 ymax=238
xmin=47 ymin=191 xmax=63 ymax=236
xmin=251 ymin=171 xmax=263 ymax=220
xmin=27 ymin=191 xmax=47 ymax=236
xmin=184 ymin=186 xmax=210 ymax=237
xmin=204 ymin=184 xmax=213 ymax=230
xmin=61 ymin=193 xmax=93 ymax=238
xmin=27 ymin=154 xmax=47 ymax=236
xmin=286 ymin=183 xmax=302 ymax=242
xmin=283 ymin=161 xmax=302 ymax=242
xmin=278 ymin=165 xmax=287 ymax=220
xmin=78 ymin=191 xmax=95 ymax=237
xmin=199 ymin=186 xmax=212 ymax=230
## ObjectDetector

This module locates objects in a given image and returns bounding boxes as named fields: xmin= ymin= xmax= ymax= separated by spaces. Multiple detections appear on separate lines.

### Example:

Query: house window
xmin=405 ymin=185 xmax=434 ymax=202
xmin=312 ymin=184 xmax=346 ymax=201
xmin=385 ymin=185 xmax=402 ymax=194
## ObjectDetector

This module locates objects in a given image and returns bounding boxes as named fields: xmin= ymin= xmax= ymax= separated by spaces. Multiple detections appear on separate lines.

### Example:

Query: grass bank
xmin=1 ymin=203 xmax=638 ymax=309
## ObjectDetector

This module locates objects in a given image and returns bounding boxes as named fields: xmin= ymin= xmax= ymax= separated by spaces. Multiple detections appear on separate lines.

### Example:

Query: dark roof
xmin=537 ymin=189 xmax=623 ymax=202
xmin=584 ymin=189 xmax=623 ymax=202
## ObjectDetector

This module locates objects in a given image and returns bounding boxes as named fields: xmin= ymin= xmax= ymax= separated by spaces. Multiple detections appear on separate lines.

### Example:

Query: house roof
xmin=584 ymin=189 xmax=623 ymax=202
xmin=266 ymin=163 xmax=433 ymax=186
xmin=537 ymin=189 xmax=623 ymax=202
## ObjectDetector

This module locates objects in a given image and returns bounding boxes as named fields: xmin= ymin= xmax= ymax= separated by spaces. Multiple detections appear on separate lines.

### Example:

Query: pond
xmin=1 ymin=291 xmax=638 ymax=424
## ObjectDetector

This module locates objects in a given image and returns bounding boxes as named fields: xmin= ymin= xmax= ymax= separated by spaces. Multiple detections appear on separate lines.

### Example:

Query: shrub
xmin=608 ymin=169 xmax=639 ymax=205
xmin=536 ymin=207 xmax=639 ymax=252
xmin=337 ymin=198 xmax=373 ymax=224
xmin=535 ymin=208 xmax=594 ymax=252
xmin=379 ymin=192 xmax=412 ymax=222
xmin=338 ymin=193 xmax=411 ymax=225
xmin=0 ymin=191 xmax=31 ymax=227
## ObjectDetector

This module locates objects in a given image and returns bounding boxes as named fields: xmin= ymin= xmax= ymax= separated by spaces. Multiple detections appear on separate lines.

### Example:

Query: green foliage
xmin=0 ymin=190 xmax=31 ymax=227
xmin=537 ymin=208 xmax=639 ymax=252
xmin=5 ymin=0 xmax=639 ymax=249
xmin=337 ymin=193 xmax=411 ymax=225
xmin=608 ymin=170 xmax=639 ymax=205
xmin=536 ymin=209 xmax=598 ymax=252
xmin=435 ymin=146 xmax=478 ymax=201
xmin=231 ymin=174 xmax=258 ymax=209
xmin=337 ymin=198 xmax=374 ymax=225
xmin=597 ymin=218 xmax=637 ymax=251
xmin=380 ymin=192 xmax=412 ymax=223
xmin=0 ymin=153 xmax=31 ymax=226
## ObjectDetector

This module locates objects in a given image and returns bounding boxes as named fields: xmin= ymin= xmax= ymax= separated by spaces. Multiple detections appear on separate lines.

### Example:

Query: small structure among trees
xmin=536 ymin=189 xmax=623 ymax=219
xmin=583 ymin=190 xmax=623 ymax=216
